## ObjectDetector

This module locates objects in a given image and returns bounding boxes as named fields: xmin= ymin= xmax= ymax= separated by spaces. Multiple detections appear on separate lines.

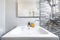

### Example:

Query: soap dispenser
xmin=30 ymin=20 xmax=35 ymax=28
xmin=27 ymin=22 xmax=31 ymax=29
xmin=30 ymin=22 xmax=35 ymax=28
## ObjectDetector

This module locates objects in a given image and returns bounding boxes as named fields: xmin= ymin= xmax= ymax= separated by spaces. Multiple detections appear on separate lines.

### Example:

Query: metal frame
xmin=39 ymin=0 xmax=41 ymax=26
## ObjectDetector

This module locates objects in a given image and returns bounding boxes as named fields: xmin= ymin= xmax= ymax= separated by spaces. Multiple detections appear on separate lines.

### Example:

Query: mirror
xmin=17 ymin=0 xmax=40 ymax=18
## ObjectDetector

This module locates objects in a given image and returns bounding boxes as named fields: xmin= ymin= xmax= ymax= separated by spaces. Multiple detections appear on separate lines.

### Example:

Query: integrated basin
xmin=2 ymin=26 xmax=59 ymax=40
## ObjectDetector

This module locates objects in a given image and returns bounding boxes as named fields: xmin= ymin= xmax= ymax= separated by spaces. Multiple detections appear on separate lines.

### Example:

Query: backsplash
xmin=16 ymin=18 xmax=39 ymax=26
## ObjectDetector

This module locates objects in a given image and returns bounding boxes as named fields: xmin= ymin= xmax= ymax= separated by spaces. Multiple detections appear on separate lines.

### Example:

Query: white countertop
xmin=2 ymin=26 xmax=59 ymax=38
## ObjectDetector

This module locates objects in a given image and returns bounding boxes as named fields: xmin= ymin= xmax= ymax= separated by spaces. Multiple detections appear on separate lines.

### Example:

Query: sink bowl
xmin=2 ymin=26 xmax=59 ymax=40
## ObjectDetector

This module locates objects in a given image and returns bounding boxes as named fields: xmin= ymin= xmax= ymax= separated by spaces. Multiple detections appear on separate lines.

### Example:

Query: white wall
xmin=0 ymin=0 xmax=5 ymax=36
xmin=16 ymin=18 xmax=39 ymax=26
xmin=5 ymin=0 xmax=16 ymax=32
xmin=0 ymin=0 xmax=17 ymax=36
xmin=5 ymin=0 xmax=39 ymax=26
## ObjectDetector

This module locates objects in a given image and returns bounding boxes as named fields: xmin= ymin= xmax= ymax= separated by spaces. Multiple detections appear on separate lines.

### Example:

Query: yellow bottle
xmin=30 ymin=23 xmax=35 ymax=28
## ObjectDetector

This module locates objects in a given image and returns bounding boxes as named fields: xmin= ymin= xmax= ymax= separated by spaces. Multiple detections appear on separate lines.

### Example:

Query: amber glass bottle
xmin=30 ymin=23 xmax=35 ymax=28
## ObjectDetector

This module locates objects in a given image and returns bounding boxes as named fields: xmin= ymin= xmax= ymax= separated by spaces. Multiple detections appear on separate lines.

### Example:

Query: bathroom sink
xmin=2 ymin=26 xmax=59 ymax=40
xmin=19 ymin=26 xmax=48 ymax=35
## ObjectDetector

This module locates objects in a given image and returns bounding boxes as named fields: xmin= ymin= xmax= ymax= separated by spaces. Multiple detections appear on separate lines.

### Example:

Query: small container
xmin=27 ymin=22 xmax=31 ymax=29
xmin=30 ymin=23 xmax=35 ymax=28
xmin=28 ymin=22 xmax=30 ymax=26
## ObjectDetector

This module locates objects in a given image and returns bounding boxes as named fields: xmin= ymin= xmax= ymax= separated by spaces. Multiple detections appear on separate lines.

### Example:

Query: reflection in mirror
xmin=17 ymin=0 xmax=40 ymax=18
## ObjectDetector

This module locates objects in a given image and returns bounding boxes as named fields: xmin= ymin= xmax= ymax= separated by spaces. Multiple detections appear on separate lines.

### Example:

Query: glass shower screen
xmin=40 ymin=0 xmax=59 ymax=28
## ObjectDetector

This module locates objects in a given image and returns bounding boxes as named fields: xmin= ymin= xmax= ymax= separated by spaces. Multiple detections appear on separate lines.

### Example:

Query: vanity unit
xmin=1 ymin=26 xmax=59 ymax=40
